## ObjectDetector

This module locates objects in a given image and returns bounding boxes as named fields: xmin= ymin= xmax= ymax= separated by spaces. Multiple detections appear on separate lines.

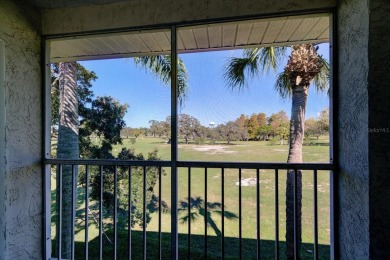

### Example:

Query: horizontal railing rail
xmin=44 ymin=158 xmax=172 ymax=167
xmin=45 ymin=158 xmax=333 ymax=170
xmin=45 ymin=159 xmax=333 ymax=260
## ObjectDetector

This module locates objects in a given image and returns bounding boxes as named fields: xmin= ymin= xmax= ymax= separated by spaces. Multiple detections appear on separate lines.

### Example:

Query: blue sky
xmin=80 ymin=44 xmax=329 ymax=128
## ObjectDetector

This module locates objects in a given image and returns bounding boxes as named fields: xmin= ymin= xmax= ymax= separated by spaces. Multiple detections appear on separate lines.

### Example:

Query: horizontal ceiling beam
xmin=42 ymin=0 xmax=336 ymax=36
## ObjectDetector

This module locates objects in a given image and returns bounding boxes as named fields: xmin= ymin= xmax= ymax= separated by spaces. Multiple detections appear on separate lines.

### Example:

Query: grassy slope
xmin=52 ymin=137 xmax=330 ymax=259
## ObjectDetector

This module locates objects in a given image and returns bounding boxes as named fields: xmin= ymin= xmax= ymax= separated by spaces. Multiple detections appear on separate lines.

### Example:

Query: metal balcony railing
xmin=44 ymin=159 xmax=333 ymax=260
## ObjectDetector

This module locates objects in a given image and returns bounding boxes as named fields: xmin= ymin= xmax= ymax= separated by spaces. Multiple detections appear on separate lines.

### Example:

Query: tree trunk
xmin=286 ymin=85 xmax=308 ymax=259
xmin=56 ymin=61 xmax=79 ymax=259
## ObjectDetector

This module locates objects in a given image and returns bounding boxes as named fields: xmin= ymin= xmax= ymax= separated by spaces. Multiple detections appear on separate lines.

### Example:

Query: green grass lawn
xmin=112 ymin=136 xmax=329 ymax=162
xmin=52 ymin=136 xmax=330 ymax=259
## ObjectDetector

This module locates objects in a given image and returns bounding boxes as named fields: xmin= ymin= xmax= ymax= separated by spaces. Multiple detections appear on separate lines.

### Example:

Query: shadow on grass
xmin=54 ymin=230 xmax=330 ymax=260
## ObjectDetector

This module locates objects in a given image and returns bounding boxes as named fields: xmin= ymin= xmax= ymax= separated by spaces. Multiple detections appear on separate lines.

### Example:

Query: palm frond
xmin=312 ymin=55 xmax=330 ymax=94
xmin=274 ymin=72 xmax=291 ymax=99
xmin=256 ymin=47 xmax=287 ymax=74
xmin=177 ymin=57 xmax=189 ymax=108
xmin=134 ymin=55 xmax=189 ymax=107
xmin=224 ymin=56 xmax=256 ymax=89
xmin=224 ymin=47 xmax=287 ymax=89
xmin=134 ymin=56 xmax=170 ymax=84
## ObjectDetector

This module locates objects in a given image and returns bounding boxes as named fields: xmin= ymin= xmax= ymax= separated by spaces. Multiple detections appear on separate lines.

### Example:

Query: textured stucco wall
xmin=0 ymin=39 xmax=6 ymax=260
xmin=42 ymin=0 xmax=336 ymax=35
xmin=0 ymin=1 xmax=42 ymax=259
xmin=338 ymin=0 xmax=370 ymax=258
xmin=368 ymin=0 xmax=390 ymax=258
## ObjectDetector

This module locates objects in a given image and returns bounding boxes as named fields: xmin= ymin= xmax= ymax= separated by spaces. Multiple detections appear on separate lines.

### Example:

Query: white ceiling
xmin=49 ymin=13 xmax=330 ymax=62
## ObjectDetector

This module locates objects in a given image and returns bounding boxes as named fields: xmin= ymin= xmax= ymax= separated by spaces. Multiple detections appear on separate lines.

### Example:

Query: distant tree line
xmin=304 ymin=108 xmax=329 ymax=139
xmin=121 ymin=109 xmax=329 ymax=145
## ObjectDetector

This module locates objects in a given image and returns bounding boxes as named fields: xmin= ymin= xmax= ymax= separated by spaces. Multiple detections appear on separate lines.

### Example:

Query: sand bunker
xmin=235 ymin=178 xmax=271 ymax=186
xmin=192 ymin=145 xmax=235 ymax=154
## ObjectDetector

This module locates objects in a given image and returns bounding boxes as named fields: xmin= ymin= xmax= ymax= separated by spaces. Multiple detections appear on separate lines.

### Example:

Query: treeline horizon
xmin=120 ymin=108 xmax=329 ymax=144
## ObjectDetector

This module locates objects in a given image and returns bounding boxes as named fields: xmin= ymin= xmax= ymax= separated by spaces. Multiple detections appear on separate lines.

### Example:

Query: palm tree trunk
xmin=56 ymin=61 xmax=79 ymax=259
xmin=286 ymin=85 xmax=308 ymax=259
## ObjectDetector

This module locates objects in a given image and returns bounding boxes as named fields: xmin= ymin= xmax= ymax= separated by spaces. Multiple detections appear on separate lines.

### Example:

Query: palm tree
xmin=56 ymin=61 xmax=79 ymax=259
xmin=225 ymin=44 xmax=329 ymax=259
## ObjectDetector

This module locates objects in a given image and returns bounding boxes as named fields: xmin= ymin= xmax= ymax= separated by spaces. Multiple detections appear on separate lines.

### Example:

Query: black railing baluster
xmin=294 ymin=169 xmax=298 ymax=260
xmin=239 ymin=168 xmax=242 ymax=260
xmin=143 ymin=166 xmax=147 ymax=260
xmin=256 ymin=168 xmax=261 ymax=260
xmin=58 ymin=164 xmax=63 ymax=260
xmin=114 ymin=166 xmax=118 ymax=260
xmin=71 ymin=165 xmax=77 ymax=260
xmin=188 ymin=167 xmax=191 ymax=259
xmin=99 ymin=165 xmax=103 ymax=260
xmin=128 ymin=167 xmax=132 ymax=260
xmin=158 ymin=167 xmax=162 ymax=260
xmin=204 ymin=167 xmax=208 ymax=259
xmin=275 ymin=169 xmax=279 ymax=259
xmin=170 ymin=26 xmax=179 ymax=260
xmin=85 ymin=165 xmax=89 ymax=260
xmin=221 ymin=168 xmax=225 ymax=259
xmin=314 ymin=170 xmax=318 ymax=260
